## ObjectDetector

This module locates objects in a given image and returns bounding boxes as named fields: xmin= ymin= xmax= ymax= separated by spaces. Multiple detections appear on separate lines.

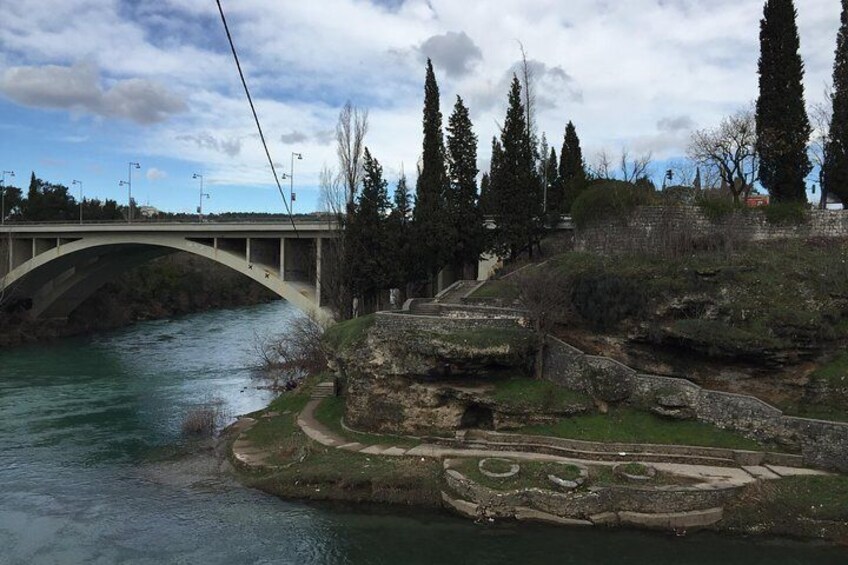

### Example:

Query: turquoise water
xmin=0 ymin=301 xmax=845 ymax=564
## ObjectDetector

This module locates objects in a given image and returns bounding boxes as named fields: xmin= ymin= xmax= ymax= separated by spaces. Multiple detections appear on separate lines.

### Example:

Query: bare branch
xmin=336 ymin=101 xmax=369 ymax=206
xmin=687 ymin=108 xmax=758 ymax=202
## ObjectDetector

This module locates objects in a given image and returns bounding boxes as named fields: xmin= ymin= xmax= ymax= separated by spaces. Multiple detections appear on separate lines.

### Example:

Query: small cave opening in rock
xmin=459 ymin=404 xmax=494 ymax=430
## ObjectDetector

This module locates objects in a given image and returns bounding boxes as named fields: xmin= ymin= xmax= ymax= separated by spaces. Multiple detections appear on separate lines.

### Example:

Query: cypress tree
xmin=755 ymin=0 xmax=812 ymax=202
xmin=446 ymin=96 xmax=484 ymax=279
xmin=825 ymin=0 xmax=848 ymax=205
xmin=545 ymin=146 xmax=561 ymax=223
xmin=413 ymin=59 xmax=451 ymax=285
xmin=386 ymin=173 xmax=412 ymax=290
xmin=347 ymin=148 xmax=390 ymax=309
xmin=491 ymin=76 xmax=540 ymax=259
xmin=560 ymin=121 xmax=587 ymax=212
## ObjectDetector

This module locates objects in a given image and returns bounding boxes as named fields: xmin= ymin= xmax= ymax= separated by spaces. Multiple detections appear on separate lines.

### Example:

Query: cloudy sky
xmin=0 ymin=0 xmax=842 ymax=214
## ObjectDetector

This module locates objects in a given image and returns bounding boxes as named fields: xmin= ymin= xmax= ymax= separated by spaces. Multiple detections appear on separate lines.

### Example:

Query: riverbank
xmin=0 ymin=252 xmax=277 ymax=347
xmin=227 ymin=375 xmax=848 ymax=544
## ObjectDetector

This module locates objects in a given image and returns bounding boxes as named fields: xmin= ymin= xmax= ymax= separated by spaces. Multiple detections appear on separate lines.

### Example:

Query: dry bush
xmin=253 ymin=312 xmax=329 ymax=384
xmin=181 ymin=398 xmax=224 ymax=437
xmin=513 ymin=268 xmax=573 ymax=379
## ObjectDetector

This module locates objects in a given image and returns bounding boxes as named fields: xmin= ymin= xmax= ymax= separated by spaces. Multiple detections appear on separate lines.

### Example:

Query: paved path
xmin=282 ymin=384 xmax=830 ymax=490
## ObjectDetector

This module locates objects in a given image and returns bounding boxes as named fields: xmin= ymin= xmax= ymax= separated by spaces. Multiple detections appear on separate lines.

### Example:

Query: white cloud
xmin=146 ymin=167 xmax=167 ymax=181
xmin=0 ymin=0 xmax=844 ymax=204
xmin=0 ymin=62 xmax=187 ymax=124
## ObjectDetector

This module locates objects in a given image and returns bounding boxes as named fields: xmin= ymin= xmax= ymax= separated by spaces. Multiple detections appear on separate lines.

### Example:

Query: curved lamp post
xmin=290 ymin=152 xmax=302 ymax=215
xmin=193 ymin=173 xmax=210 ymax=221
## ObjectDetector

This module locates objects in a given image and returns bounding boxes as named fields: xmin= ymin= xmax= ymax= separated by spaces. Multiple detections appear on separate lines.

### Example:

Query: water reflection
xmin=0 ymin=302 xmax=844 ymax=564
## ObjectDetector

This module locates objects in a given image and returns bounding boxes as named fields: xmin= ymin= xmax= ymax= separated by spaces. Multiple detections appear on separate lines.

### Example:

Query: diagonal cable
xmin=215 ymin=0 xmax=299 ymax=237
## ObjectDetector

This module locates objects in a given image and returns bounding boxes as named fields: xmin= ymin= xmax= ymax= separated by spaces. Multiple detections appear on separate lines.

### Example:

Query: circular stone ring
xmin=478 ymin=458 xmax=520 ymax=479
xmin=548 ymin=463 xmax=589 ymax=490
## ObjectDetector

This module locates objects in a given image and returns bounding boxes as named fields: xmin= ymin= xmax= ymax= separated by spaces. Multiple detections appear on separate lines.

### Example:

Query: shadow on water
xmin=0 ymin=301 xmax=845 ymax=564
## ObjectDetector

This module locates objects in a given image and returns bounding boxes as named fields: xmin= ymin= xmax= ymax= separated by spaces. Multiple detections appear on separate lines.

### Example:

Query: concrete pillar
xmin=315 ymin=237 xmax=322 ymax=306
xmin=246 ymin=237 xmax=252 ymax=265
xmin=279 ymin=237 xmax=286 ymax=280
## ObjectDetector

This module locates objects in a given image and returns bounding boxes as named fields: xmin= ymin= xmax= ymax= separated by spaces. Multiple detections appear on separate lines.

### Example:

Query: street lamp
xmin=290 ymin=152 xmax=302 ymax=215
xmin=121 ymin=162 xmax=140 ymax=223
xmin=193 ymin=173 xmax=210 ymax=221
xmin=72 ymin=180 xmax=83 ymax=224
xmin=1 ymin=170 xmax=14 ymax=226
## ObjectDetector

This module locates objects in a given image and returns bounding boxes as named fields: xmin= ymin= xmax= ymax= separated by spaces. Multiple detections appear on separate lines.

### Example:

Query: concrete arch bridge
xmin=0 ymin=222 xmax=338 ymax=323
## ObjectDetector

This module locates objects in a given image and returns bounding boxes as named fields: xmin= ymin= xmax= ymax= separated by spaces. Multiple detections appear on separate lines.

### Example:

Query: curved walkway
xmin=289 ymin=385 xmax=826 ymax=487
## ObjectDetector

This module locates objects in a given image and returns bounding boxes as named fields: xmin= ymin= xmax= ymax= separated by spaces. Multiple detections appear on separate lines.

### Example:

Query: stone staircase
xmin=312 ymin=381 xmax=335 ymax=400
xmin=435 ymin=280 xmax=481 ymax=304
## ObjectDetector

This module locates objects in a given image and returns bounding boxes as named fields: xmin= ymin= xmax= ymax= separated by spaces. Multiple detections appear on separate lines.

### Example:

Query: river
xmin=0 ymin=301 xmax=845 ymax=564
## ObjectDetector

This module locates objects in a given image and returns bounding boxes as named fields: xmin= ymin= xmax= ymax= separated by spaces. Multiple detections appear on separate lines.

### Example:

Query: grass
xmin=452 ymin=458 xmax=693 ymax=492
xmin=453 ymin=458 xmax=577 ymax=491
xmin=620 ymin=462 xmax=649 ymax=476
xmin=490 ymin=377 xmax=591 ymax=412
xmin=243 ymin=387 xmax=311 ymax=448
xmin=520 ymin=406 xmax=766 ymax=451
xmin=470 ymin=279 xmax=519 ymax=301
xmin=323 ymin=314 xmax=376 ymax=352
xmin=312 ymin=395 xmax=420 ymax=448
xmin=432 ymin=327 xmax=533 ymax=350
xmin=724 ymin=475 xmax=848 ymax=540
xmin=810 ymin=352 xmax=848 ymax=387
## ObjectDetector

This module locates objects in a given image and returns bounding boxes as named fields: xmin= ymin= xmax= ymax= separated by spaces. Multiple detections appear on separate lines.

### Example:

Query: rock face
xmin=334 ymin=312 xmax=586 ymax=436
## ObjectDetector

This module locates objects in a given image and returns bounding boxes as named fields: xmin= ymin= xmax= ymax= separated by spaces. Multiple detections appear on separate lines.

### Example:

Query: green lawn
xmin=490 ymin=377 xmax=591 ymax=412
xmin=521 ymin=407 xmax=766 ymax=451
xmin=312 ymin=395 xmax=421 ymax=448
xmin=323 ymin=314 xmax=376 ymax=352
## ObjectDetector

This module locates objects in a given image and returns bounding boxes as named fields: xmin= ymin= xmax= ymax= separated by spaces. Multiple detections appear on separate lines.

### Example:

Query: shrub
xmin=763 ymin=202 xmax=808 ymax=226
xmin=181 ymin=399 xmax=224 ymax=437
xmin=695 ymin=192 xmax=741 ymax=222
xmin=571 ymin=273 xmax=647 ymax=330
xmin=571 ymin=181 xmax=656 ymax=230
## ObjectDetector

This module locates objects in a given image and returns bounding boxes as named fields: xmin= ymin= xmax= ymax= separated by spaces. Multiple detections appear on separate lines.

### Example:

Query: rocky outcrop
xmin=334 ymin=311 xmax=588 ymax=435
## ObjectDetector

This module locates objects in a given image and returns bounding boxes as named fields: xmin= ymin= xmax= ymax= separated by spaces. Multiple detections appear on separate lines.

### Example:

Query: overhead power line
xmin=215 ymin=0 xmax=299 ymax=237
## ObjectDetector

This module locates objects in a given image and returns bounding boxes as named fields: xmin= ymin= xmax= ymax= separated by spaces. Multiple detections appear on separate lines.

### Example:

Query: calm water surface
xmin=0 ymin=301 xmax=845 ymax=564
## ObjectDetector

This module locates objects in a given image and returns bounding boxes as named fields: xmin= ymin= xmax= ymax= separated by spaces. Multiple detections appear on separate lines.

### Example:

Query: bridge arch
xmin=1 ymin=230 xmax=334 ymax=323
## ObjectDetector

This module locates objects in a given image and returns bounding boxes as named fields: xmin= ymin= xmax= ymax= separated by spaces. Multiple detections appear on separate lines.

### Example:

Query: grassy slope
xmin=521 ymin=407 xmax=765 ymax=451
xmin=234 ymin=376 xmax=443 ymax=507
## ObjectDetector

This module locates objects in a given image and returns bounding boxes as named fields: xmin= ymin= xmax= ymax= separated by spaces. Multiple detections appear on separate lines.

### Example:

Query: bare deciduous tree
xmin=336 ymin=101 xmax=369 ymax=207
xmin=809 ymin=85 xmax=833 ymax=209
xmin=252 ymin=313 xmax=329 ymax=387
xmin=619 ymin=148 xmax=653 ymax=183
xmin=592 ymin=149 xmax=614 ymax=180
xmin=688 ymin=108 xmax=758 ymax=203
xmin=514 ymin=268 xmax=572 ymax=379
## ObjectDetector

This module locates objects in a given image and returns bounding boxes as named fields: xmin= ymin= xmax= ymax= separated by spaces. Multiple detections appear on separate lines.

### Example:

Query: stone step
xmin=457 ymin=439 xmax=739 ymax=468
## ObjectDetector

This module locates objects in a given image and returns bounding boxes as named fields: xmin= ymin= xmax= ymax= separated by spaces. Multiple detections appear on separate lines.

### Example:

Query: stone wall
xmin=374 ymin=310 xmax=526 ymax=333
xmin=544 ymin=336 xmax=848 ymax=472
xmin=576 ymin=206 xmax=848 ymax=255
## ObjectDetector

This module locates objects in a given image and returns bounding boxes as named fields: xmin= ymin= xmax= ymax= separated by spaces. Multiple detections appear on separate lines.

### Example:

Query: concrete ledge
xmin=618 ymin=507 xmax=723 ymax=530
xmin=441 ymin=492 xmax=479 ymax=519
xmin=514 ymin=507 xmax=593 ymax=527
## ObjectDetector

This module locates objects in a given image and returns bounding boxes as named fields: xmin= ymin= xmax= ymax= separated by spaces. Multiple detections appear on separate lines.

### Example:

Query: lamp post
xmin=1 ymin=170 xmax=14 ymax=226
xmin=193 ymin=173 xmax=210 ymax=222
xmin=72 ymin=180 xmax=83 ymax=224
xmin=290 ymin=152 xmax=302 ymax=215
xmin=121 ymin=162 xmax=140 ymax=223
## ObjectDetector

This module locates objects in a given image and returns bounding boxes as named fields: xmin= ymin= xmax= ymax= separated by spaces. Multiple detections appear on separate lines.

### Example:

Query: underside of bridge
xmin=0 ymin=232 xmax=334 ymax=323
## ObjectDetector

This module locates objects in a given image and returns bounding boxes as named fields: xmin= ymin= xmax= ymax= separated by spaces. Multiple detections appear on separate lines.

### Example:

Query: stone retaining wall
xmin=375 ymin=310 xmax=526 ymax=333
xmin=544 ymin=336 xmax=848 ymax=472
xmin=445 ymin=469 xmax=737 ymax=519
xmin=576 ymin=206 xmax=848 ymax=255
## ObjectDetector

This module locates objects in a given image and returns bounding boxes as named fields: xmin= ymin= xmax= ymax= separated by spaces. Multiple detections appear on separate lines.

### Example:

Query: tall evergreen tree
xmin=413 ymin=59 xmax=451 ymax=285
xmin=490 ymin=76 xmax=541 ymax=259
xmin=545 ymin=147 xmax=561 ymax=222
xmin=559 ymin=121 xmax=587 ymax=212
xmin=386 ymin=173 xmax=412 ymax=290
xmin=755 ymin=0 xmax=812 ymax=202
xmin=446 ymin=96 xmax=484 ymax=279
xmin=826 ymin=0 xmax=848 ymax=205
xmin=346 ymin=148 xmax=390 ymax=310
